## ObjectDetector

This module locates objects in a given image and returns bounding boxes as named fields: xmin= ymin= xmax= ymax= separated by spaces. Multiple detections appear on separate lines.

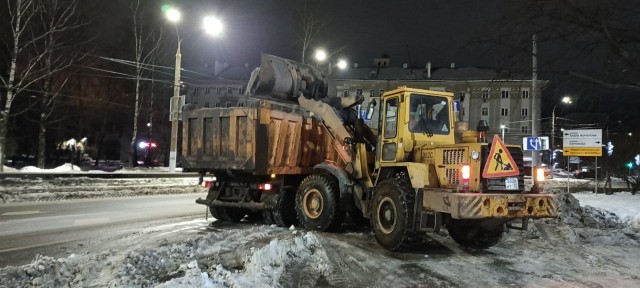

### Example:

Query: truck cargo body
xmin=181 ymin=102 xmax=344 ymax=176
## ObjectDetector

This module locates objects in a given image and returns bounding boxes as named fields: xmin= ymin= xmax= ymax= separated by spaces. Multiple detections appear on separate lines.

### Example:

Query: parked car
xmin=574 ymin=169 xmax=596 ymax=179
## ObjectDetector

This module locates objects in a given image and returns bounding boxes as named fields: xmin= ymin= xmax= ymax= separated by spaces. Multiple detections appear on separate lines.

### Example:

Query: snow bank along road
xmin=0 ymin=176 xmax=202 ymax=203
xmin=0 ymin=186 xmax=639 ymax=287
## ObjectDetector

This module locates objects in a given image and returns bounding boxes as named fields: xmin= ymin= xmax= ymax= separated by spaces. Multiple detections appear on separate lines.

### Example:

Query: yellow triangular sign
xmin=482 ymin=134 xmax=520 ymax=178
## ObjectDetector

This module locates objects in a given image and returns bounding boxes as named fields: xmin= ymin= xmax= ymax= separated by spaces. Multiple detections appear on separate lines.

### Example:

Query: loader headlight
xmin=471 ymin=150 xmax=479 ymax=160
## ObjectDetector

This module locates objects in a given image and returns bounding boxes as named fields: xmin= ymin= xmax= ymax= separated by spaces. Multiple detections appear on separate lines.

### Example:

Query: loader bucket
xmin=248 ymin=53 xmax=329 ymax=103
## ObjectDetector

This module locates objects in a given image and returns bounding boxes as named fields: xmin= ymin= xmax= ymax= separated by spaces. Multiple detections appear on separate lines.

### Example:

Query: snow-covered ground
xmin=3 ymin=163 xmax=183 ymax=173
xmin=1 ymin=187 xmax=639 ymax=286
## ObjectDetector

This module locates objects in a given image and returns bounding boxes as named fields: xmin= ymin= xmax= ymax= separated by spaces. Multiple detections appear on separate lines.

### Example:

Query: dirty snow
xmin=1 ymin=175 xmax=640 ymax=286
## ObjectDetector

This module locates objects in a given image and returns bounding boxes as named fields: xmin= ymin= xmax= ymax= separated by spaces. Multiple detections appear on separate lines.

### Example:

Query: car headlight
xmin=471 ymin=150 xmax=480 ymax=160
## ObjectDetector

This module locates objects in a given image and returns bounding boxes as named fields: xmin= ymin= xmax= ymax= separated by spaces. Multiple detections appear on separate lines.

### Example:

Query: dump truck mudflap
xmin=422 ymin=190 xmax=557 ymax=219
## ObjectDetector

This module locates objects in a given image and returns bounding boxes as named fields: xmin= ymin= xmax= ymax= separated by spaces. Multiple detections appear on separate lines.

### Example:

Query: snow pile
xmin=0 ymin=226 xmax=334 ymax=287
xmin=19 ymin=163 xmax=82 ymax=173
xmin=524 ymin=189 xmax=640 ymax=247
xmin=555 ymin=190 xmax=624 ymax=229
xmin=2 ymin=165 xmax=19 ymax=172
xmin=0 ymin=177 xmax=202 ymax=203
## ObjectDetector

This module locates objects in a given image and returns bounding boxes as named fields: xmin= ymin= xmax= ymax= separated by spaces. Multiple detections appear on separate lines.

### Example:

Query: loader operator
xmin=408 ymin=95 xmax=450 ymax=135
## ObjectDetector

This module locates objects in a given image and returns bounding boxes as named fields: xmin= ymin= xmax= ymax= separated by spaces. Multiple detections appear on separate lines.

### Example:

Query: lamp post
xmin=550 ymin=96 xmax=572 ymax=175
xmin=166 ymin=7 xmax=222 ymax=172
xmin=500 ymin=124 xmax=506 ymax=140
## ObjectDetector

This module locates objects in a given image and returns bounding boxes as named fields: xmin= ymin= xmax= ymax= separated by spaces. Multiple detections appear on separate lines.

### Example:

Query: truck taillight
xmin=258 ymin=183 xmax=272 ymax=191
xmin=461 ymin=164 xmax=470 ymax=191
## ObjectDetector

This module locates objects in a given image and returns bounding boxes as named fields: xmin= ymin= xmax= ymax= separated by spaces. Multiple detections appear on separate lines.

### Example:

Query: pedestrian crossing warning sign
xmin=482 ymin=134 xmax=520 ymax=178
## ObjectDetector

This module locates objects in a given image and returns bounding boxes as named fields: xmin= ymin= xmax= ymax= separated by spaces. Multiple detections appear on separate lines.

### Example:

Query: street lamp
xmin=314 ymin=49 xmax=327 ymax=66
xmin=336 ymin=59 xmax=347 ymax=70
xmin=500 ymin=124 xmax=506 ymax=139
xmin=550 ymin=96 xmax=572 ymax=177
xmin=166 ymin=8 xmax=223 ymax=172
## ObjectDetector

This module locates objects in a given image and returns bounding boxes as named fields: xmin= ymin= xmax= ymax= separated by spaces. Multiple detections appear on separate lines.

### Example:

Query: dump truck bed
xmin=181 ymin=102 xmax=343 ymax=175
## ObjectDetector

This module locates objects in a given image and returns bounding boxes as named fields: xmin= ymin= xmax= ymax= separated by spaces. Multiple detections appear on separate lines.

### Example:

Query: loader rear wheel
xmin=296 ymin=174 xmax=344 ymax=231
xmin=371 ymin=178 xmax=416 ymax=250
xmin=447 ymin=219 xmax=504 ymax=249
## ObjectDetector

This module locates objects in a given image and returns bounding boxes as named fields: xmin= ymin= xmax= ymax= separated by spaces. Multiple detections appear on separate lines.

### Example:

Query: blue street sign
xmin=522 ymin=137 xmax=549 ymax=151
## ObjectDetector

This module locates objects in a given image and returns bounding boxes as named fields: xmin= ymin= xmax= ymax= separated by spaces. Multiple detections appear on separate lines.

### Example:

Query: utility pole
xmin=531 ymin=34 xmax=539 ymax=177
xmin=169 ymin=41 xmax=181 ymax=172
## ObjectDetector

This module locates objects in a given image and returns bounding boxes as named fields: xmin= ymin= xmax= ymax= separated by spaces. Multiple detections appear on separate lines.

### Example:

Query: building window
xmin=501 ymin=108 xmax=509 ymax=116
xmin=226 ymin=102 xmax=231 ymax=108
xmin=521 ymin=126 xmax=529 ymax=133
xmin=482 ymin=90 xmax=489 ymax=101
xmin=356 ymin=89 xmax=363 ymax=95
xmin=204 ymin=102 xmax=210 ymax=108
xmin=521 ymin=108 xmax=528 ymax=117
xmin=370 ymin=90 xmax=375 ymax=97
xmin=194 ymin=88 xmax=199 ymax=94
xmin=239 ymin=88 xmax=245 ymax=95
xmin=239 ymin=103 xmax=244 ymax=107
xmin=215 ymin=102 xmax=220 ymax=108
xmin=481 ymin=107 xmax=488 ymax=116
xmin=379 ymin=89 xmax=385 ymax=96
xmin=522 ymin=90 xmax=529 ymax=98
xmin=205 ymin=88 xmax=210 ymax=94
xmin=343 ymin=89 xmax=349 ymax=97
xmin=227 ymin=87 xmax=233 ymax=94
xmin=501 ymin=90 xmax=509 ymax=99
xmin=458 ymin=92 xmax=466 ymax=101
xmin=217 ymin=87 xmax=222 ymax=94
xmin=370 ymin=71 xmax=377 ymax=79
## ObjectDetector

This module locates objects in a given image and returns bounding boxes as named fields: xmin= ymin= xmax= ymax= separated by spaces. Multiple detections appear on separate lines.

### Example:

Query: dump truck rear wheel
xmin=371 ymin=178 xmax=415 ymax=250
xmin=273 ymin=189 xmax=298 ymax=227
xmin=296 ymin=174 xmax=344 ymax=231
xmin=222 ymin=208 xmax=246 ymax=222
xmin=209 ymin=206 xmax=226 ymax=221
xmin=447 ymin=219 xmax=504 ymax=249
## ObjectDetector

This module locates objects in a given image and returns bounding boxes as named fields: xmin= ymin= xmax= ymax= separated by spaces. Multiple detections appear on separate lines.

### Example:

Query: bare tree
xmin=29 ymin=0 xmax=86 ymax=168
xmin=484 ymin=0 xmax=640 ymax=88
xmin=294 ymin=0 xmax=325 ymax=64
xmin=0 ymin=0 xmax=47 ymax=172
xmin=129 ymin=0 xmax=163 ymax=167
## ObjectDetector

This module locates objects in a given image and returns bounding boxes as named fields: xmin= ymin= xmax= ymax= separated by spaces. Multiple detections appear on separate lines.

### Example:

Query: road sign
xmin=562 ymin=129 xmax=602 ymax=157
xmin=562 ymin=129 xmax=602 ymax=147
xmin=483 ymin=134 xmax=520 ymax=178
xmin=563 ymin=147 xmax=602 ymax=157
xmin=522 ymin=136 xmax=549 ymax=151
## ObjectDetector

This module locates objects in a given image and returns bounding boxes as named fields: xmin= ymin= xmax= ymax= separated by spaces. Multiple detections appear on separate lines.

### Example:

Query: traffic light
xmin=626 ymin=162 xmax=633 ymax=169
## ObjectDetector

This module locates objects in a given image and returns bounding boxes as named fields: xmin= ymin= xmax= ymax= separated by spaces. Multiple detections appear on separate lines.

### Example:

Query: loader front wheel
xmin=447 ymin=219 xmax=504 ymax=249
xmin=371 ymin=178 xmax=415 ymax=250
xmin=296 ymin=174 xmax=344 ymax=231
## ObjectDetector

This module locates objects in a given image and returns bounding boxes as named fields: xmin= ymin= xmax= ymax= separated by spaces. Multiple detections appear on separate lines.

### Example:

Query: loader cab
xmin=377 ymin=87 xmax=455 ymax=163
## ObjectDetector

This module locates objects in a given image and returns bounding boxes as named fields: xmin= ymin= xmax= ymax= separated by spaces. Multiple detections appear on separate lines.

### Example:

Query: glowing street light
xmin=500 ymin=124 xmax=507 ymax=139
xmin=315 ymin=49 xmax=327 ymax=63
xmin=336 ymin=59 xmax=347 ymax=70
xmin=166 ymin=7 xmax=182 ymax=23
xmin=203 ymin=16 xmax=223 ymax=36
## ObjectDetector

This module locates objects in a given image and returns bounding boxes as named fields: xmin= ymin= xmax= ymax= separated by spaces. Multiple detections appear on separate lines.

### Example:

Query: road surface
xmin=0 ymin=194 xmax=208 ymax=267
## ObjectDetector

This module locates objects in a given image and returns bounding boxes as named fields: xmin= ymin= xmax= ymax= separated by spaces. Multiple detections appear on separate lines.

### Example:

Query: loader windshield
xmin=408 ymin=94 xmax=450 ymax=135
